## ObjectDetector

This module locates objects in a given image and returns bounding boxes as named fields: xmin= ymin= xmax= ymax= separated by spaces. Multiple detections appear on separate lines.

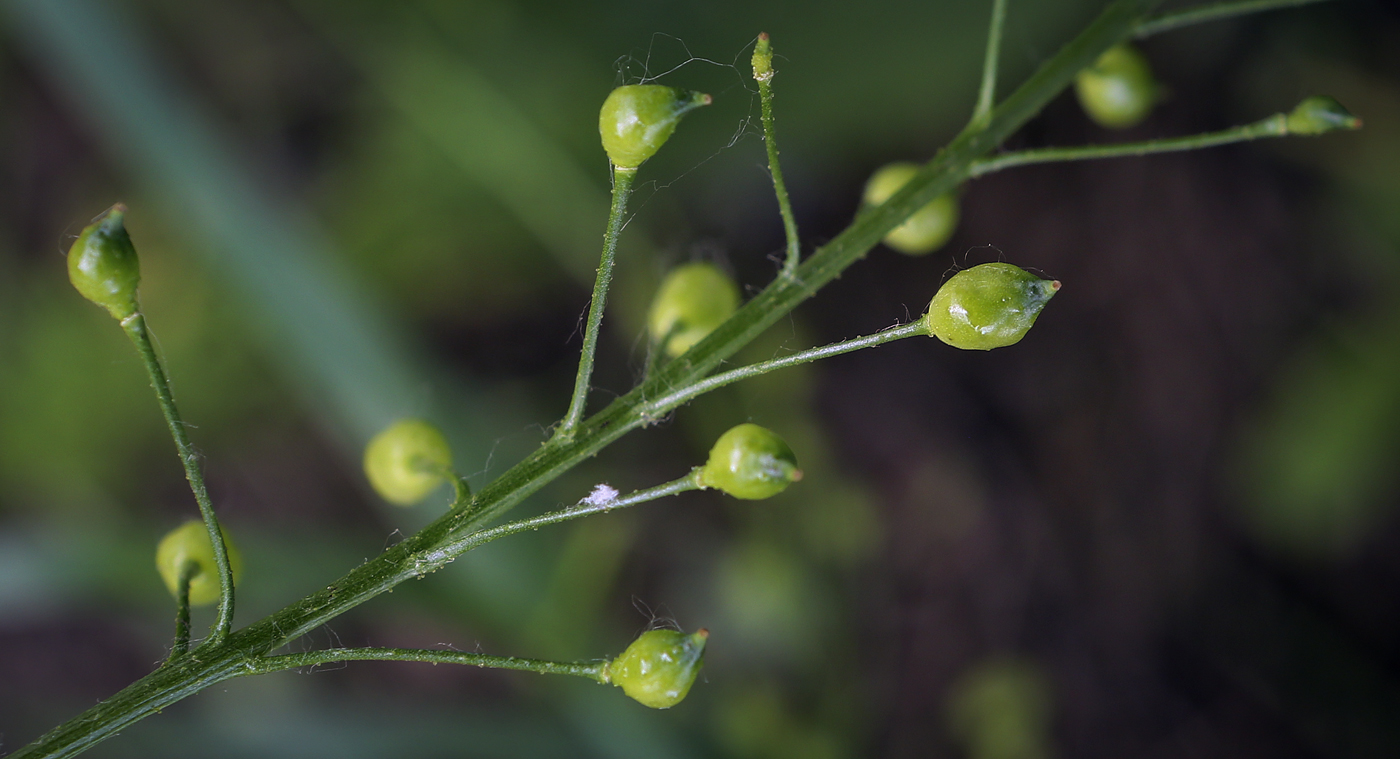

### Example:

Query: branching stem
xmin=971 ymin=0 xmax=1009 ymax=129
xmin=556 ymin=167 xmax=636 ymax=443
xmin=1135 ymin=0 xmax=1331 ymax=38
xmin=969 ymin=112 xmax=1289 ymax=177
xmin=123 ymin=314 xmax=235 ymax=643
xmin=169 ymin=562 xmax=195 ymax=659
xmin=248 ymin=647 xmax=610 ymax=682
xmin=753 ymin=33 xmax=801 ymax=277
xmin=644 ymin=322 xmax=926 ymax=416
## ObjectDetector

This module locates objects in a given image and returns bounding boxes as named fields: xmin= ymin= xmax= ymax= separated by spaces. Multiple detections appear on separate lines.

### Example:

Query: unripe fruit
xmin=609 ymin=628 xmax=708 ymax=709
xmin=1074 ymin=44 xmax=1158 ymax=129
xmin=363 ymin=419 xmax=453 ymax=506
xmin=67 ymin=204 xmax=140 ymax=320
xmin=925 ymin=263 xmax=1060 ymax=350
xmin=863 ymin=162 xmax=960 ymax=256
xmin=1286 ymin=96 xmax=1362 ymax=135
xmin=599 ymin=85 xmax=712 ymax=170
xmin=699 ymin=423 xmax=801 ymax=500
xmin=156 ymin=520 xmax=243 ymax=606
xmin=648 ymin=263 xmax=740 ymax=357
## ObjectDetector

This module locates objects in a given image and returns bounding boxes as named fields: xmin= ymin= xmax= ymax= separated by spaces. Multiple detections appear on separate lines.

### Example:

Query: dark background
xmin=2 ymin=0 xmax=1399 ymax=757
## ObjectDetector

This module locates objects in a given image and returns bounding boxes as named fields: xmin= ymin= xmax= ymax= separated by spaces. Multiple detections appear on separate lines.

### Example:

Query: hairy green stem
xmin=122 ymin=314 xmax=235 ymax=643
xmin=556 ymin=167 xmax=636 ymax=443
xmin=169 ymin=562 xmax=195 ymax=659
xmin=644 ymin=322 xmax=926 ymax=415
xmin=753 ymin=34 xmax=801 ymax=277
xmin=1135 ymin=0 xmax=1331 ymax=38
xmin=18 ymin=3 xmax=1189 ymax=756
xmin=971 ymin=0 xmax=1009 ymax=129
xmin=970 ymin=112 xmax=1289 ymax=176
xmin=248 ymin=647 xmax=610 ymax=682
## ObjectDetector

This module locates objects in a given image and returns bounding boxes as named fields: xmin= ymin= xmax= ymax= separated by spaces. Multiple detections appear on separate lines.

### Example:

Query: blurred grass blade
xmin=4 ymin=0 xmax=511 ymax=458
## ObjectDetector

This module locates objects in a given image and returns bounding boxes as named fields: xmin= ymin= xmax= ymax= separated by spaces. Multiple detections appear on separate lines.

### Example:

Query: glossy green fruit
xmin=1286 ymin=96 xmax=1362 ymax=135
xmin=925 ymin=263 xmax=1060 ymax=350
xmin=648 ymin=263 xmax=740 ymax=357
xmin=599 ymin=84 xmax=711 ymax=170
xmin=699 ymin=423 xmax=801 ymax=500
xmin=363 ymin=419 xmax=453 ymax=506
xmin=609 ymin=628 xmax=708 ymax=709
xmin=1074 ymin=44 xmax=1158 ymax=129
xmin=863 ymin=162 xmax=960 ymax=256
xmin=67 ymin=204 xmax=140 ymax=320
xmin=156 ymin=520 xmax=243 ymax=606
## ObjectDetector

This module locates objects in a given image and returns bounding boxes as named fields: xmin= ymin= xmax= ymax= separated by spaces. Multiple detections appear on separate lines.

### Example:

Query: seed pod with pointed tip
xmin=1286 ymin=96 xmax=1362 ymax=135
xmin=925 ymin=263 xmax=1060 ymax=351
xmin=863 ymin=163 xmax=960 ymax=256
xmin=363 ymin=419 xmax=453 ymax=506
xmin=648 ymin=263 xmax=740 ymax=357
xmin=599 ymin=85 xmax=712 ymax=170
xmin=699 ymin=423 xmax=802 ymax=500
xmin=609 ymin=628 xmax=708 ymax=709
xmin=68 ymin=204 xmax=140 ymax=320
xmin=156 ymin=520 xmax=243 ymax=606
xmin=1074 ymin=44 xmax=1158 ymax=129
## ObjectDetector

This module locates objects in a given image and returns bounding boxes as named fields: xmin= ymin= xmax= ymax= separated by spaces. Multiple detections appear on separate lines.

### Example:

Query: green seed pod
xmin=647 ymin=263 xmax=741 ymax=357
xmin=1074 ymin=44 xmax=1158 ymax=129
xmin=862 ymin=163 xmax=960 ymax=256
xmin=609 ymin=628 xmax=708 ymax=709
xmin=363 ymin=419 xmax=453 ymax=506
xmin=925 ymin=263 xmax=1060 ymax=351
xmin=599 ymin=84 xmax=712 ymax=170
xmin=67 ymin=204 xmax=140 ymax=320
xmin=155 ymin=520 xmax=243 ymax=606
xmin=1286 ymin=96 xmax=1362 ymax=135
xmin=698 ymin=423 xmax=802 ymax=500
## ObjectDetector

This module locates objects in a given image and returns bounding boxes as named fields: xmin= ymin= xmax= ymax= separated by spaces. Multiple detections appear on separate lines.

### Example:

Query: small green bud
xmin=925 ymin=263 xmax=1060 ymax=351
xmin=363 ymin=419 xmax=453 ymax=506
xmin=648 ymin=263 xmax=741 ymax=357
xmin=699 ymin=423 xmax=802 ymax=500
xmin=599 ymin=84 xmax=712 ymax=170
xmin=1286 ymin=96 xmax=1362 ymax=135
xmin=1074 ymin=44 xmax=1158 ymax=129
xmin=156 ymin=520 xmax=242 ymax=606
xmin=863 ymin=163 xmax=960 ymax=256
xmin=67 ymin=204 xmax=140 ymax=320
xmin=752 ymin=32 xmax=774 ymax=83
xmin=608 ymin=628 xmax=708 ymax=709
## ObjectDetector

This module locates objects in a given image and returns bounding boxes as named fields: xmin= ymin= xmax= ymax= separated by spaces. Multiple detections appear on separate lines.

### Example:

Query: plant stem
xmin=122 ymin=313 xmax=235 ymax=643
xmin=971 ymin=0 xmax=1009 ymax=129
xmin=644 ymin=322 xmax=926 ymax=415
xmin=248 ymin=647 xmax=610 ymax=682
xmin=169 ymin=562 xmax=195 ymax=659
xmin=555 ymin=167 xmax=636 ymax=443
xmin=753 ymin=33 xmax=801 ymax=278
xmin=969 ymin=112 xmax=1289 ymax=177
xmin=1134 ymin=0 xmax=1331 ymax=38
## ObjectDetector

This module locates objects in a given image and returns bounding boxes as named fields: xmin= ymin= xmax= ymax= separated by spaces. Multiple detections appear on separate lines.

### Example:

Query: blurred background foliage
xmin=1 ymin=0 xmax=1399 ymax=756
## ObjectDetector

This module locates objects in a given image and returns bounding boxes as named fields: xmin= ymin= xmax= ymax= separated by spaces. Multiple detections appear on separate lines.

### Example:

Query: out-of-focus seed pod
xmin=363 ymin=419 xmax=453 ymax=506
xmin=156 ymin=520 xmax=242 ymax=606
xmin=1074 ymin=44 xmax=1158 ymax=129
xmin=925 ymin=263 xmax=1060 ymax=350
xmin=608 ymin=628 xmax=708 ymax=709
xmin=698 ymin=423 xmax=801 ymax=500
xmin=863 ymin=162 xmax=960 ymax=256
xmin=1286 ymin=96 xmax=1362 ymax=135
xmin=647 ymin=263 xmax=740 ymax=357
xmin=68 ymin=204 xmax=140 ymax=320
xmin=599 ymin=85 xmax=712 ymax=170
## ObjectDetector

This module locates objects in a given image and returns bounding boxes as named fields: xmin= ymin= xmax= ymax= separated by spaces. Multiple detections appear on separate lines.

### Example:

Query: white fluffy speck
xmin=580 ymin=484 xmax=619 ymax=506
